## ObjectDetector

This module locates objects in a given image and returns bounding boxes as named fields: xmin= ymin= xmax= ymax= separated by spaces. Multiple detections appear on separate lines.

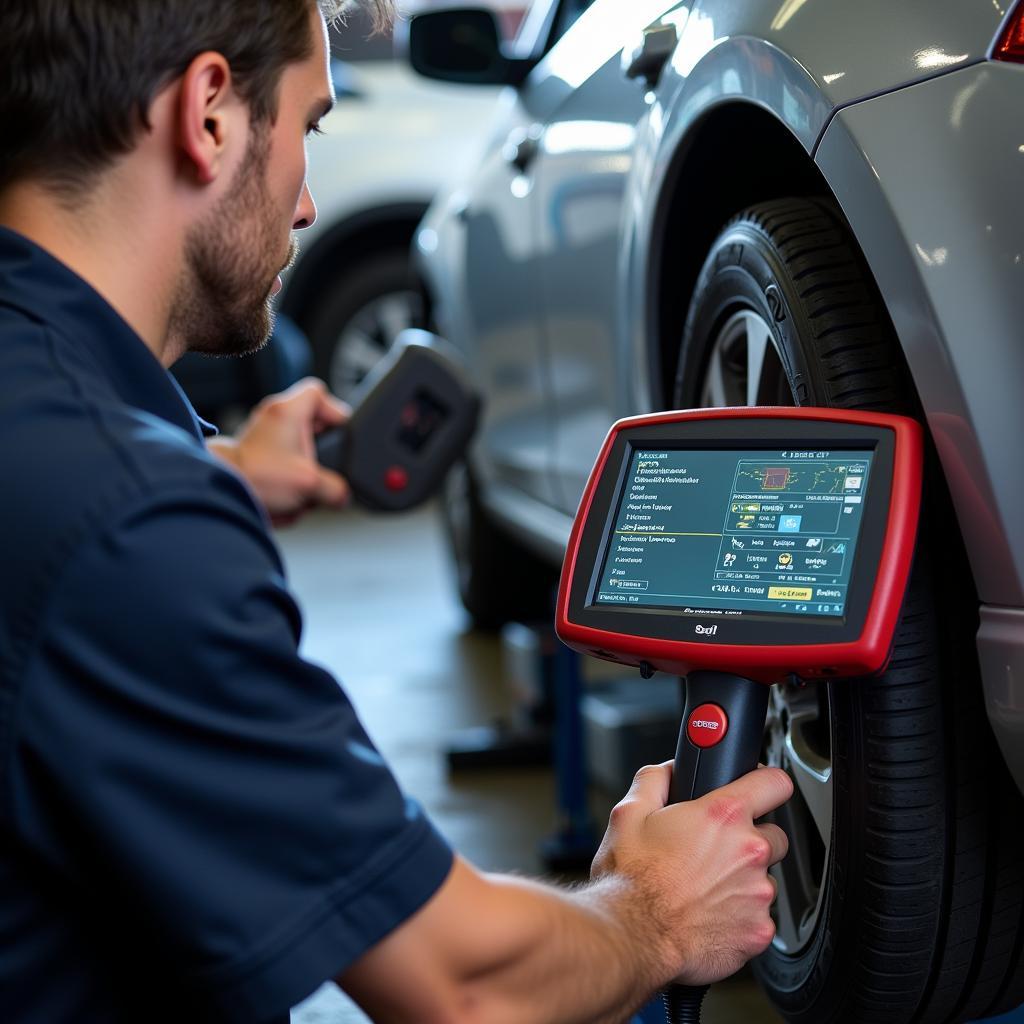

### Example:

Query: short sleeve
xmin=11 ymin=470 xmax=453 ymax=1022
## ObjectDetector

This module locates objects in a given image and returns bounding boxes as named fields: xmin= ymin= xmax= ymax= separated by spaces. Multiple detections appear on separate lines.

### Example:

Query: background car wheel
xmin=304 ymin=250 xmax=423 ymax=401
xmin=674 ymin=197 xmax=1024 ymax=1023
xmin=441 ymin=460 xmax=557 ymax=630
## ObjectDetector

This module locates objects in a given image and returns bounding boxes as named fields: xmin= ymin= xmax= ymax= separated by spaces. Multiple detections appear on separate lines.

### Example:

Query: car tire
xmin=674 ymin=197 xmax=1024 ymax=1023
xmin=441 ymin=460 xmax=557 ymax=630
xmin=304 ymin=250 xmax=423 ymax=401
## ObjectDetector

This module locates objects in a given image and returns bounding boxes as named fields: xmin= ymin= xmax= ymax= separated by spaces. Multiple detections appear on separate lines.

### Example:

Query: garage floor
xmin=279 ymin=505 xmax=782 ymax=1023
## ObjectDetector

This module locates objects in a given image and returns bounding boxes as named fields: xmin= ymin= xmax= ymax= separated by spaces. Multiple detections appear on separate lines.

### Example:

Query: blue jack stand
xmin=539 ymin=641 xmax=599 ymax=873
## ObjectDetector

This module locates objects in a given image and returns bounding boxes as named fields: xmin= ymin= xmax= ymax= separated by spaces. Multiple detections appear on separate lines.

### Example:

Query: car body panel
xmin=815 ymin=66 xmax=1024 ymax=791
xmin=621 ymin=32 xmax=834 ymax=448
xmin=421 ymin=83 xmax=562 ymax=507
xmin=682 ymin=0 xmax=1002 ymax=110
xmin=817 ymin=63 xmax=1024 ymax=609
xmin=419 ymin=0 xmax=679 ymax=510
xmin=532 ymin=0 xmax=675 ymax=511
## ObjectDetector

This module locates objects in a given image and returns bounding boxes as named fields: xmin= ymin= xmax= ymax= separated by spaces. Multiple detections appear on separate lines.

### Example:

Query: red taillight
xmin=995 ymin=3 xmax=1024 ymax=62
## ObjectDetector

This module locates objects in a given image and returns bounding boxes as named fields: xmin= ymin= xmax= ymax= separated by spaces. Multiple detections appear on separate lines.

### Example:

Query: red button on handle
xmin=384 ymin=466 xmax=409 ymax=492
xmin=686 ymin=703 xmax=729 ymax=749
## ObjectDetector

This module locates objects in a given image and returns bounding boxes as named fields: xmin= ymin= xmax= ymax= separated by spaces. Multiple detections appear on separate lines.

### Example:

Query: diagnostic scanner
xmin=554 ymin=407 xmax=923 ymax=1020
xmin=316 ymin=330 xmax=481 ymax=512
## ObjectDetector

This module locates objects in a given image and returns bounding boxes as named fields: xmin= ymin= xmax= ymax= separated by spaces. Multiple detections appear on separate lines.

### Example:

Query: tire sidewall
xmin=675 ymin=221 xmax=830 ymax=411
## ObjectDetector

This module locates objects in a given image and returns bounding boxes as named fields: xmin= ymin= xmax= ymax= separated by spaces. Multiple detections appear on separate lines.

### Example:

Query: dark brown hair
xmin=0 ymin=0 xmax=394 ymax=195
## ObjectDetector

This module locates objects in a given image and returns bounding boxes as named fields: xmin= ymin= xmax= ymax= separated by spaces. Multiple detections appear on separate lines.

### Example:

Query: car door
xmin=443 ymin=0 xmax=576 ymax=509
xmin=530 ymin=0 xmax=687 ymax=514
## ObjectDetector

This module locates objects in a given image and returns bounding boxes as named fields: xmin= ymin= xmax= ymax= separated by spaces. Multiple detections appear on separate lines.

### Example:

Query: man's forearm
xmin=339 ymin=858 xmax=671 ymax=1024
xmin=459 ymin=872 xmax=668 ymax=1024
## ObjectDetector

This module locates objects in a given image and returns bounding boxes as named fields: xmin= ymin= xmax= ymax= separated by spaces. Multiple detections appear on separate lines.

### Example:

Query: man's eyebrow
xmin=308 ymin=96 xmax=335 ymax=123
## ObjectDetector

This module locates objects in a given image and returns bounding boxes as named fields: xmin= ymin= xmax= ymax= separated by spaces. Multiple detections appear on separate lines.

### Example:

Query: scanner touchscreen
xmin=595 ymin=447 xmax=875 ymax=620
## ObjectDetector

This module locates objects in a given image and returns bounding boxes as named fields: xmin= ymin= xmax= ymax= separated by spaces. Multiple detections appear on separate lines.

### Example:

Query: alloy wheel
xmin=327 ymin=289 xmax=422 ymax=401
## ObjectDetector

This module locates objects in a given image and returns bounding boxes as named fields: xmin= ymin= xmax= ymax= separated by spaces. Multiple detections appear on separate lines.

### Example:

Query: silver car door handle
xmin=623 ymin=23 xmax=678 ymax=84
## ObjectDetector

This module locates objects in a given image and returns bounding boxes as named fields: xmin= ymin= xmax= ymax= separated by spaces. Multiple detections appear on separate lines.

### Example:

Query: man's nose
xmin=293 ymin=183 xmax=317 ymax=231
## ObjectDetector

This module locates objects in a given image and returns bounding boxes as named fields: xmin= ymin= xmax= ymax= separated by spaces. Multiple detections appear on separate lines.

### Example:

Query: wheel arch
xmin=643 ymin=101 xmax=835 ymax=408
xmin=279 ymin=202 xmax=430 ymax=330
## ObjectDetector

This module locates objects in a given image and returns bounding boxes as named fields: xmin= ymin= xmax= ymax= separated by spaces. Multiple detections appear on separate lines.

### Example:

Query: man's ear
xmin=176 ymin=52 xmax=241 ymax=186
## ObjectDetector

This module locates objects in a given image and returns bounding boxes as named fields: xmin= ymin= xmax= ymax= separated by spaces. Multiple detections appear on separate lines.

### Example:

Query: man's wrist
xmin=206 ymin=436 xmax=240 ymax=470
xmin=570 ymin=874 xmax=681 ymax=1001
xmin=595 ymin=870 xmax=697 ymax=986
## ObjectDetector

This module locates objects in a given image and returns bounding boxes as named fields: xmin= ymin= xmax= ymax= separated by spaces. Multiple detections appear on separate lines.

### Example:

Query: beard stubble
xmin=171 ymin=126 xmax=298 ymax=359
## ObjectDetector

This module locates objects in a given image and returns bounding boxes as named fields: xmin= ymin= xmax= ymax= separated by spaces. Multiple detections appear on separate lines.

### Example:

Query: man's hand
xmin=209 ymin=378 xmax=350 ymax=526
xmin=592 ymin=761 xmax=793 ymax=987
xmin=338 ymin=765 xmax=792 ymax=1024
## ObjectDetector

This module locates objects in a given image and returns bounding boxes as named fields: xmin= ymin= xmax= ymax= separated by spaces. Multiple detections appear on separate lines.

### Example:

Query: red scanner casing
xmin=555 ymin=407 xmax=923 ymax=683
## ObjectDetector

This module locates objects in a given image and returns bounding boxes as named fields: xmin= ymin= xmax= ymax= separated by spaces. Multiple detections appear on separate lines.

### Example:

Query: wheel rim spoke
xmin=376 ymin=294 xmax=417 ymax=341
xmin=743 ymin=312 xmax=772 ymax=406
xmin=703 ymin=345 xmax=730 ymax=407
xmin=701 ymin=310 xmax=779 ymax=409
xmin=771 ymin=797 xmax=821 ymax=950
xmin=762 ymin=682 xmax=832 ymax=955
xmin=337 ymin=329 xmax=384 ymax=378
xmin=786 ymin=715 xmax=833 ymax=846
xmin=328 ymin=291 xmax=421 ymax=399
xmin=770 ymin=849 xmax=804 ymax=951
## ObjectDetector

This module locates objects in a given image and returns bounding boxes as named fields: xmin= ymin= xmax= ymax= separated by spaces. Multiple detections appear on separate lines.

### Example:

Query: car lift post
xmin=540 ymin=641 xmax=598 ymax=872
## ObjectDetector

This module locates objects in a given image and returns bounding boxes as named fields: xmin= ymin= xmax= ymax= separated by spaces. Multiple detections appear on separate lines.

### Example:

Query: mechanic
xmin=0 ymin=2 xmax=793 ymax=1022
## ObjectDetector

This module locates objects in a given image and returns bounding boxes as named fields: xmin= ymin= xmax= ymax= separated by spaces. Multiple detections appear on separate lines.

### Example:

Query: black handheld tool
xmin=315 ymin=329 xmax=481 ymax=511
xmin=555 ymin=408 xmax=925 ymax=1022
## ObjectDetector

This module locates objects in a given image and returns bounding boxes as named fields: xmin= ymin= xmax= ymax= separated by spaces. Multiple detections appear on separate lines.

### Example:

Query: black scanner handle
xmin=315 ymin=426 xmax=348 ymax=474
xmin=670 ymin=671 xmax=771 ymax=804
xmin=664 ymin=671 xmax=771 ymax=1024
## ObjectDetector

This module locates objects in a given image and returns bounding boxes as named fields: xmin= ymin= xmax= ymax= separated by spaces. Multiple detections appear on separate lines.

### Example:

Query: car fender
xmin=619 ymin=0 xmax=1005 ymax=414
xmin=814 ymin=65 xmax=1024 ymax=612
xmin=619 ymin=31 xmax=833 ymax=415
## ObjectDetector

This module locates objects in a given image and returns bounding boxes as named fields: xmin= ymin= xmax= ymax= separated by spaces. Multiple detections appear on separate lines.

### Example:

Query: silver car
xmin=408 ymin=1 xmax=1024 ymax=1021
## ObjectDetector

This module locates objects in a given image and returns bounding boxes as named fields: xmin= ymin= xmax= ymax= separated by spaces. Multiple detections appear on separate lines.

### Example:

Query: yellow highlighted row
xmin=768 ymin=587 xmax=813 ymax=601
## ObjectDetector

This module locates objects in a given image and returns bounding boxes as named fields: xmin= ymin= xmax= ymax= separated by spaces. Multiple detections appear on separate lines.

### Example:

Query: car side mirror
xmin=403 ymin=9 xmax=535 ymax=86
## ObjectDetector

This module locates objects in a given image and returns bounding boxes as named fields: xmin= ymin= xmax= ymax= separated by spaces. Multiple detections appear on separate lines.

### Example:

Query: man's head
xmin=0 ymin=0 xmax=394 ymax=359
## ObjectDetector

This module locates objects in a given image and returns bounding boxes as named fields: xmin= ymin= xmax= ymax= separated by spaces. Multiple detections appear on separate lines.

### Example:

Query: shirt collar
xmin=0 ymin=226 xmax=216 ymax=440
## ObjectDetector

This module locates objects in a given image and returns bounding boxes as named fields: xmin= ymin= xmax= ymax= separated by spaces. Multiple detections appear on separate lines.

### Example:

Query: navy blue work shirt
xmin=0 ymin=228 xmax=453 ymax=1023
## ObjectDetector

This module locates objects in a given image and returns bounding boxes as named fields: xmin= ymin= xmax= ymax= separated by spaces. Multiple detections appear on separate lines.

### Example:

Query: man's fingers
xmin=625 ymin=761 xmax=673 ymax=810
xmin=716 ymin=766 xmax=794 ymax=822
xmin=274 ymin=378 xmax=348 ymax=428
xmin=315 ymin=466 xmax=350 ymax=508
xmin=755 ymin=822 xmax=789 ymax=867
xmin=290 ymin=376 xmax=349 ymax=426
xmin=278 ymin=376 xmax=326 ymax=407
xmin=312 ymin=389 xmax=350 ymax=431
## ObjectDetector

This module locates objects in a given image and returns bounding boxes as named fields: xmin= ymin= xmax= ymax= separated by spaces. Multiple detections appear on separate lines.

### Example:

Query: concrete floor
xmin=278 ymin=505 xmax=782 ymax=1024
